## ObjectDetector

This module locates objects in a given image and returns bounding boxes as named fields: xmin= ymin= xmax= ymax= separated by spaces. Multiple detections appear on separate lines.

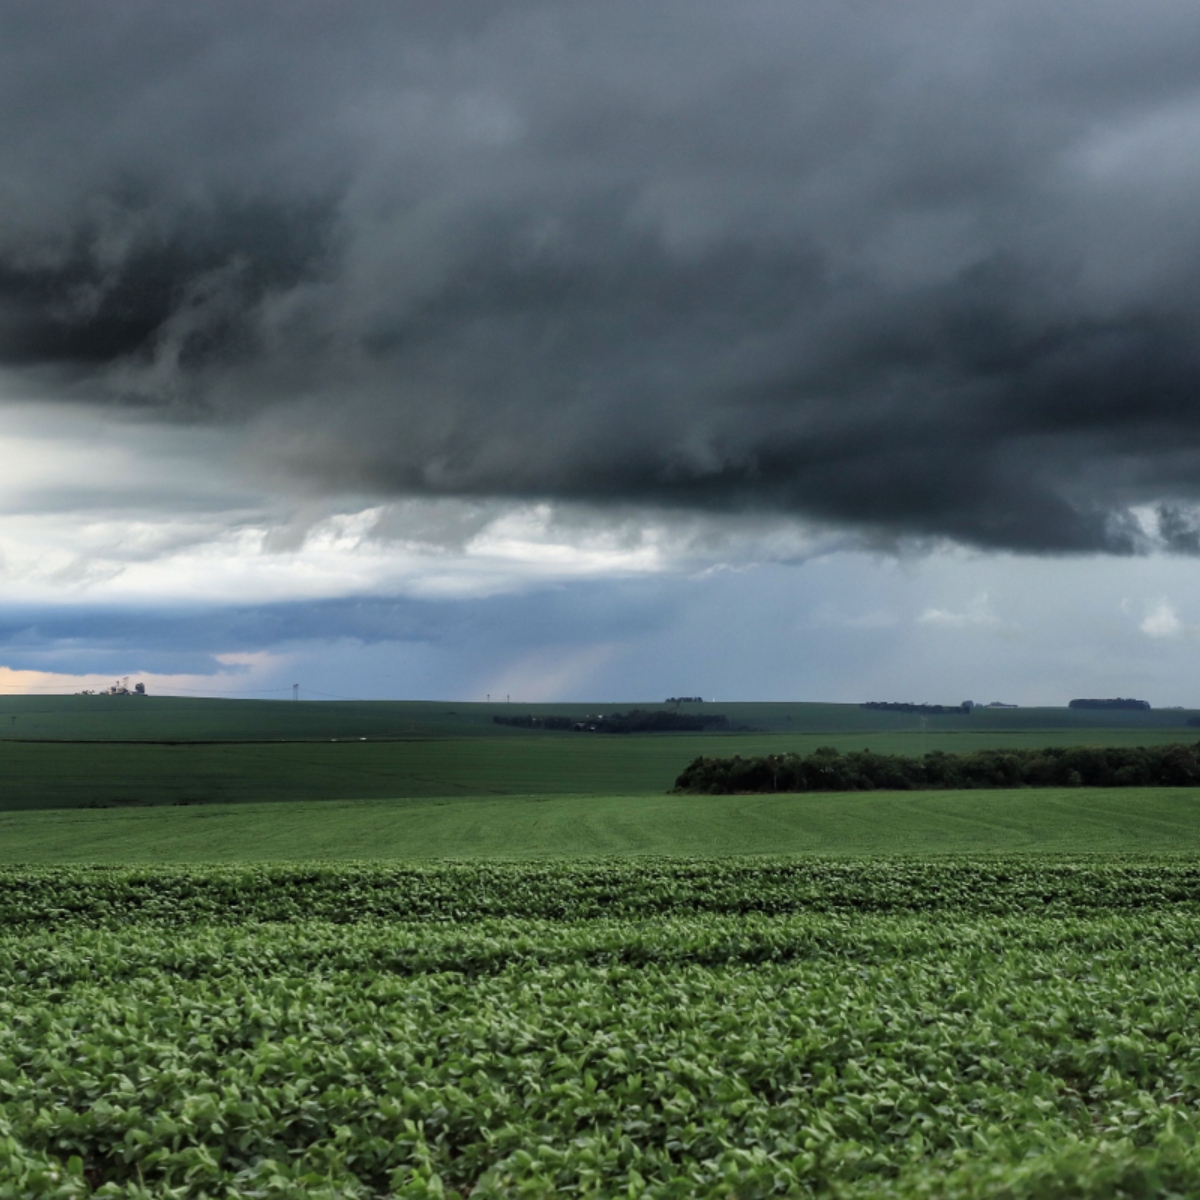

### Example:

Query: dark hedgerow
xmin=672 ymin=741 xmax=1200 ymax=793
xmin=495 ymin=708 xmax=736 ymax=733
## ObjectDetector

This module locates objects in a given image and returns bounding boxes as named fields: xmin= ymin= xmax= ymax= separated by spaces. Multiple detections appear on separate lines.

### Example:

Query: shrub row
xmin=494 ymin=708 xmax=733 ymax=733
xmin=673 ymin=741 xmax=1200 ymax=793
xmin=861 ymin=701 xmax=970 ymax=715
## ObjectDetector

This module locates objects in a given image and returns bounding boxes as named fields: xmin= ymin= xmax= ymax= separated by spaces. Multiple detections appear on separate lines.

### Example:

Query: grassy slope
xmin=4 ymin=727 xmax=1200 ymax=811
xmin=4 ymin=787 xmax=1200 ymax=862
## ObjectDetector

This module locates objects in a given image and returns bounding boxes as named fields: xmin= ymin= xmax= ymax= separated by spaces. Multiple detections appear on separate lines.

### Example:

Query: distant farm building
xmin=78 ymin=678 xmax=147 ymax=696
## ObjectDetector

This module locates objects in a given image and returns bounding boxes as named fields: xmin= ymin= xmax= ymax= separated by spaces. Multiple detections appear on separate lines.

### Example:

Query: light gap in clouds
xmin=0 ymin=400 xmax=850 ymax=604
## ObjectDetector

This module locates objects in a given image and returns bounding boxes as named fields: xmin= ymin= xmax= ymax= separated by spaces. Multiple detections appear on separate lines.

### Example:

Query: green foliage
xmin=2 ymin=859 xmax=1200 ymax=1195
xmin=675 ymin=742 xmax=1200 ymax=793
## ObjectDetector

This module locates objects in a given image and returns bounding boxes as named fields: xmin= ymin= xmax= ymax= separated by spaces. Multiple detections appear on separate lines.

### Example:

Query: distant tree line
xmin=495 ymin=709 xmax=735 ymax=734
xmin=1068 ymin=698 xmax=1151 ymax=710
xmin=861 ymin=701 xmax=971 ymax=716
xmin=665 ymin=696 xmax=705 ymax=705
xmin=673 ymin=742 xmax=1200 ymax=793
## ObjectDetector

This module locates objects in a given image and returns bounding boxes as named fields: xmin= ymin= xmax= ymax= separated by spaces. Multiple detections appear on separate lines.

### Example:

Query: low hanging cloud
xmin=918 ymin=592 xmax=1006 ymax=631
xmin=1141 ymin=601 xmax=1184 ymax=637
xmin=7 ymin=1 xmax=1200 ymax=556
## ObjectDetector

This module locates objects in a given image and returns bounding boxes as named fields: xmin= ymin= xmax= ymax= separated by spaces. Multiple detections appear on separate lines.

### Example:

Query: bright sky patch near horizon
xmin=3 ymin=1 xmax=1200 ymax=705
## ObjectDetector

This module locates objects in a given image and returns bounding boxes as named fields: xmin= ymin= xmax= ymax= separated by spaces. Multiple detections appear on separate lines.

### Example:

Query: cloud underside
xmin=7 ymin=1 xmax=1200 ymax=554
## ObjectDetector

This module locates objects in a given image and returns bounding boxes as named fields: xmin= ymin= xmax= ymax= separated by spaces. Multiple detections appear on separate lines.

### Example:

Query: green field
xmin=1 ymin=694 xmax=1197 ymax=742
xmin=5 ymin=859 xmax=1200 ymax=1196
xmin=2 ymin=700 xmax=1200 ymax=811
xmin=4 ymin=694 xmax=1200 ymax=861
xmin=3 ymin=787 xmax=1199 ymax=863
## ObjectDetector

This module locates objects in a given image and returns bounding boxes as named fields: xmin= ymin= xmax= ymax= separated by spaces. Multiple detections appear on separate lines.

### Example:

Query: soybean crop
xmin=3 ymin=858 xmax=1200 ymax=1197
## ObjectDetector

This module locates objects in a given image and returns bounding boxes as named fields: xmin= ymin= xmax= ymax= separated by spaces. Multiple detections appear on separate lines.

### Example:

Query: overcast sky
xmin=3 ymin=0 xmax=1200 ymax=704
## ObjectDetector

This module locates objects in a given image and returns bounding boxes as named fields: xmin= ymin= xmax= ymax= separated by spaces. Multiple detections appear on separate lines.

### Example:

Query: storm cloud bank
xmin=6 ymin=0 xmax=1200 ymax=554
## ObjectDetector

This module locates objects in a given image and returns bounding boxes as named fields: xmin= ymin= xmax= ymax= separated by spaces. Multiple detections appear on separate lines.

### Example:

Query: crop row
xmin=3 ymin=857 xmax=1200 ymax=929
xmin=3 ymin=908 xmax=1200 ymax=1196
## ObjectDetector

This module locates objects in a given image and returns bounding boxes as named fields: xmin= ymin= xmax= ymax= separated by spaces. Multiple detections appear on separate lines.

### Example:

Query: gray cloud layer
xmin=6 ymin=0 xmax=1200 ymax=552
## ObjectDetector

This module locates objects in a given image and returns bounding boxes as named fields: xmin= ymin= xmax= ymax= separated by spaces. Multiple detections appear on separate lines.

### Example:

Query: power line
xmin=132 ymin=685 xmax=297 ymax=697
xmin=292 ymin=687 xmax=370 ymax=701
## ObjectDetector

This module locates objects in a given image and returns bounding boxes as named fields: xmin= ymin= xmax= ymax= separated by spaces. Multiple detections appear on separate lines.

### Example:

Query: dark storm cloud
xmin=0 ymin=198 xmax=331 ymax=368
xmin=7 ymin=0 xmax=1200 ymax=552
